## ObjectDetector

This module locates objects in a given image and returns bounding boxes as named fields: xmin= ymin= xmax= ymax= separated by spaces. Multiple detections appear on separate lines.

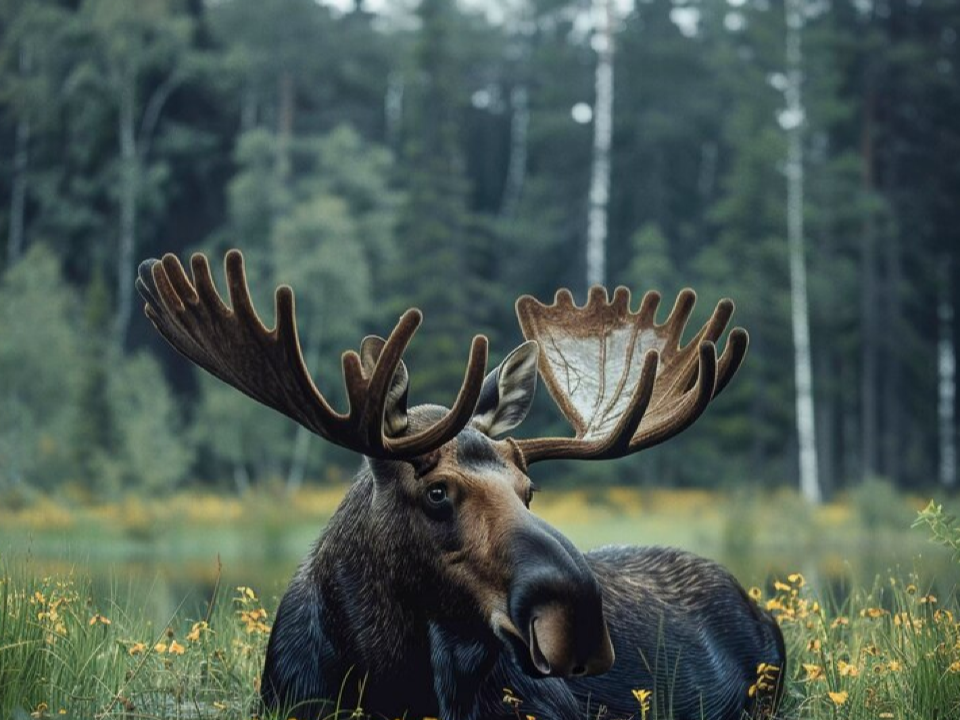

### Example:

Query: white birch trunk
xmin=500 ymin=85 xmax=529 ymax=219
xmin=939 ymin=259 xmax=957 ymax=488
xmin=586 ymin=0 xmax=614 ymax=289
xmin=784 ymin=0 xmax=821 ymax=504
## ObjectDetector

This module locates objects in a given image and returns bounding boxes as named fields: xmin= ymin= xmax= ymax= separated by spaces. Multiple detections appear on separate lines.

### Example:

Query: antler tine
xmin=714 ymin=327 xmax=749 ymax=397
xmin=359 ymin=309 xmax=422 ymax=454
xmin=387 ymin=335 xmax=489 ymax=455
xmin=660 ymin=289 xmax=697 ymax=351
xmin=630 ymin=341 xmax=718 ymax=451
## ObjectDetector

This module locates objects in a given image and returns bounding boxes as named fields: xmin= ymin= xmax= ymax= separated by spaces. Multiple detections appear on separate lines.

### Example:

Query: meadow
xmin=1 ymin=486 xmax=959 ymax=719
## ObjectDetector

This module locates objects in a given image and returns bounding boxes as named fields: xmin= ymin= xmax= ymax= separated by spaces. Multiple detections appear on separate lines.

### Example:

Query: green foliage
xmin=914 ymin=500 xmax=960 ymax=564
xmin=0 ymin=245 xmax=83 ymax=489
xmin=1 ymin=0 xmax=959 ymax=494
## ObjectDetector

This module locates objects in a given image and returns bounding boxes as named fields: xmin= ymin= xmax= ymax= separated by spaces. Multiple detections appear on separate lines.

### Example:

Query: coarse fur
xmin=260 ymin=413 xmax=785 ymax=720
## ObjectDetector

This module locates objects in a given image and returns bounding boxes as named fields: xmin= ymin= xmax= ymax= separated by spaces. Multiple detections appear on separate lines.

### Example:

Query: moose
xmin=137 ymin=250 xmax=785 ymax=720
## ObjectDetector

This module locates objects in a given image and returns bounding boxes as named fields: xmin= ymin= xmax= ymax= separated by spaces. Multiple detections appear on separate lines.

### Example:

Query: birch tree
xmin=586 ymin=0 xmax=615 ymax=289
xmin=782 ymin=0 xmax=820 ymax=503
xmin=69 ymin=0 xmax=197 ymax=346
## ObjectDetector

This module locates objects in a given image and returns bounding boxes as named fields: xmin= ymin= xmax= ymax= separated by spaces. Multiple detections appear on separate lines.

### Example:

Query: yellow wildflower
xmin=632 ymin=689 xmax=652 ymax=720
xmin=748 ymin=587 xmax=762 ymax=602
xmin=128 ymin=642 xmax=146 ymax=656
xmin=947 ymin=661 xmax=960 ymax=674
xmin=154 ymin=641 xmax=168 ymax=653
xmin=773 ymin=580 xmax=791 ymax=593
xmin=88 ymin=613 xmax=111 ymax=626
xmin=860 ymin=607 xmax=886 ymax=618
xmin=828 ymin=691 xmax=848 ymax=706
xmin=787 ymin=573 xmax=805 ymax=587
xmin=830 ymin=616 xmax=849 ymax=629
xmin=920 ymin=594 xmax=938 ymax=605
xmin=837 ymin=660 xmax=859 ymax=677
xmin=169 ymin=640 xmax=186 ymax=655
xmin=887 ymin=660 xmax=902 ymax=672
xmin=802 ymin=663 xmax=824 ymax=681
xmin=187 ymin=621 xmax=208 ymax=642
xmin=807 ymin=639 xmax=821 ymax=652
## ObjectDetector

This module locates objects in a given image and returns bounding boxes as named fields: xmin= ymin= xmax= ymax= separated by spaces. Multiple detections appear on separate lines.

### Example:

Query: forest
xmin=1 ymin=0 xmax=958 ymax=502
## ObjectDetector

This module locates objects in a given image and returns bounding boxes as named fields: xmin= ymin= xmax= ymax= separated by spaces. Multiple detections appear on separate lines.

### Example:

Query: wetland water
xmin=4 ymin=511 xmax=957 ymax=627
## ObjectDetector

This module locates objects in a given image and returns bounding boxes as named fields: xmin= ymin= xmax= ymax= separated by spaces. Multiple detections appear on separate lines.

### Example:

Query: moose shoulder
xmin=137 ymin=251 xmax=785 ymax=720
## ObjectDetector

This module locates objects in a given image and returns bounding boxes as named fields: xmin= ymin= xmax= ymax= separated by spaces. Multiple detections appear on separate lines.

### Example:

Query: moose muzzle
xmin=504 ymin=515 xmax=615 ymax=678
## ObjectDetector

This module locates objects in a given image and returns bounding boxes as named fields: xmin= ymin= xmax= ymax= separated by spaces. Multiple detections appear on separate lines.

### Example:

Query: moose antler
xmin=136 ymin=250 xmax=489 ymax=459
xmin=514 ymin=286 xmax=748 ymax=464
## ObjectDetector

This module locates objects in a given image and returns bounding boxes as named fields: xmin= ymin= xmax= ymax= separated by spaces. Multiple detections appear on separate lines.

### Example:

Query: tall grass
xmin=0 ymin=563 xmax=268 ymax=719
xmin=1 ymin=502 xmax=959 ymax=718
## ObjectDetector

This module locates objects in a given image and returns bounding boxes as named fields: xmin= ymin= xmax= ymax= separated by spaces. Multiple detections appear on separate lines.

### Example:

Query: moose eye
xmin=525 ymin=483 xmax=538 ymax=508
xmin=426 ymin=483 xmax=448 ymax=505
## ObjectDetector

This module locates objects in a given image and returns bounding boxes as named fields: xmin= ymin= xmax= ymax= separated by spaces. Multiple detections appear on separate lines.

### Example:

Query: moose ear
xmin=360 ymin=335 xmax=410 ymax=437
xmin=472 ymin=341 xmax=539 ymax=438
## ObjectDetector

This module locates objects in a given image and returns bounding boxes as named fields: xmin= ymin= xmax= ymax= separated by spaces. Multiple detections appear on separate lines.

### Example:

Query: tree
xmin=585 ymin=0 xmax=615 ymax=288
xmin=391 ymin=0 xmax=481 ymax=398
xmin=195 ymin=125 xmax=400 ymax=488
xmin=782 ymin=0 xmax=820 ymax=503
xmin=0 ymin=244 xmax=83 ymax=489
xmin=67 ymin=0 xmax=202 ymax=345
xmin=0 ymin=0 xmax=68 ymax=267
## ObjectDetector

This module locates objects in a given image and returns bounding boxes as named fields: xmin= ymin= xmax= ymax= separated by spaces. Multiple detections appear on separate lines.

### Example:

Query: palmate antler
xmin=514 ymin=286 xmax=748 ymax=464
xmin=136 ymin=250 xmax=489 ymax=459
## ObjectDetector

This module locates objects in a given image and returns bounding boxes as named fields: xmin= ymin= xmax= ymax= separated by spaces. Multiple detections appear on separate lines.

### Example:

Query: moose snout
xmin=505 ymin=517 xmax=615 ymax=679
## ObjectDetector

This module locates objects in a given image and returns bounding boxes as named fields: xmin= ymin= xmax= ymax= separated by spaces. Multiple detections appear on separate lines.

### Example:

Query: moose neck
xmin=311 ymin=463 xmax=498 ymax=669
xmin=305 ymin=462 xmax=501 ymax=718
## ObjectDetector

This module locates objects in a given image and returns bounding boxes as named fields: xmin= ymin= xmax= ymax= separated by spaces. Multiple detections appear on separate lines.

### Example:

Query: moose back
xmin=138 ymin=250 xmax=785 ymax=720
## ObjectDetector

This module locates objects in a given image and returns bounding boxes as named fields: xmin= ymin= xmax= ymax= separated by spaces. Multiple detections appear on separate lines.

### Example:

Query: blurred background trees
xmin=1 ymin=0 xmax=958 ymax=500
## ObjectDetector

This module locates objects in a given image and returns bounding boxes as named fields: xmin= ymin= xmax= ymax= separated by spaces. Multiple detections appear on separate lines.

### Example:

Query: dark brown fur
xmin=260 ymin=414 xmax=785 ymax=720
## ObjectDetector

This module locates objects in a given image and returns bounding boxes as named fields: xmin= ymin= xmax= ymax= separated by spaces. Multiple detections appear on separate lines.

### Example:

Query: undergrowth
xmin=1 ymin=505 xmax=959 ymax=719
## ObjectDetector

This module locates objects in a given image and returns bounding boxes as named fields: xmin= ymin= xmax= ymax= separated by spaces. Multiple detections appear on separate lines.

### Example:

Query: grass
xmin=1 ymin=491 xmax=959 ymax=718
xmin=2 ymin=556 xmax=959 ymax=719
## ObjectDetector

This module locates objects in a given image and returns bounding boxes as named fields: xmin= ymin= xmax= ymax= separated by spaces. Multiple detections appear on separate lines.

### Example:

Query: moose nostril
xmin=571 ymin=665 xmax=586 ymax=676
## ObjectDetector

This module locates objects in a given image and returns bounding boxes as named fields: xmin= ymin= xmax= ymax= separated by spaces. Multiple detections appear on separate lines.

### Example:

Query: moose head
xmin=137 ymin=250 xmax=755 ymax=720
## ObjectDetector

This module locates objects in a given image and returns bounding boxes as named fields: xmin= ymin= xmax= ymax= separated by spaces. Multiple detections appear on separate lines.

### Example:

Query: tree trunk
xmin=939 ymin=258 xmax=957 ymax=488
xmin=7 ymin=44 xmax=32 ymax=266
xmin=586 ymin=0 xmax=615 ymax=289
xmin=276 ymin=71 xmax=295 ymax=183
xmin=860 ymin=83 xmax=879 ymax=482
xmin=114 ymin=75 xmax=139 ymax=346
xmin=784 ymin=0 xmax=820 ymax=504
xmin=233 ymin=460 xmax=251 ymax=495
xmin=881 ymin=221 xmax=902 ymax=483
xmin=499 ymin=85 xmax=529 ymax=220
xmin=286 ymin=334 xmax=321 ymax=495
xmin=385 ymin=71 xmax=404 ymax=151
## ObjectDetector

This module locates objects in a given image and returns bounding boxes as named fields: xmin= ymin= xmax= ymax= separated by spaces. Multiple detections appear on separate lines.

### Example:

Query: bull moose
xmin=137 ymin=250 xmax=785 ymax=720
